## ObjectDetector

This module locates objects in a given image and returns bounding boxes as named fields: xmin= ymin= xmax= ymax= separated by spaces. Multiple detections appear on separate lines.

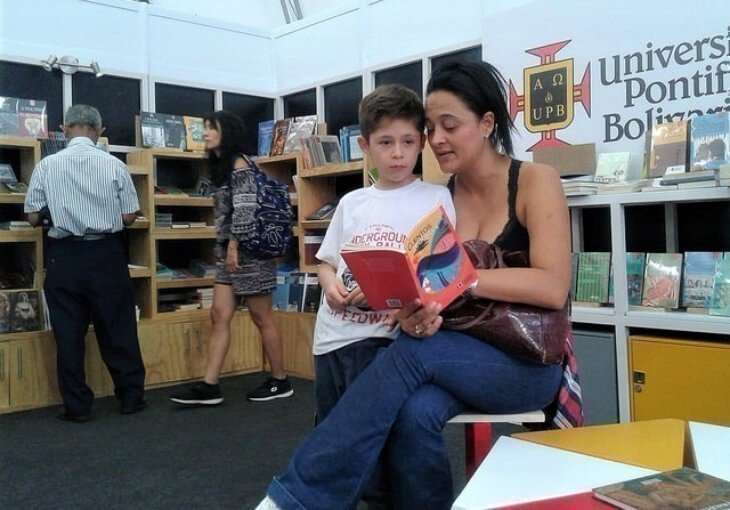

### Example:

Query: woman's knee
xmin=393 ymin=389 xmax=451 ymax=436
xmin=210 ymin=306 xmax=234 ymax=325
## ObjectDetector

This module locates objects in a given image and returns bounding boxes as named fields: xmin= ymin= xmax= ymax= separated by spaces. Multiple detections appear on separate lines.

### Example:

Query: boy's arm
xmin=318 ymin=262 xmax=348 ymax=312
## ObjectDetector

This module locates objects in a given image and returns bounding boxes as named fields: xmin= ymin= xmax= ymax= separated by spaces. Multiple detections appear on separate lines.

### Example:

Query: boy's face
xmin=359 ymin=117 xmax=424 ymax=190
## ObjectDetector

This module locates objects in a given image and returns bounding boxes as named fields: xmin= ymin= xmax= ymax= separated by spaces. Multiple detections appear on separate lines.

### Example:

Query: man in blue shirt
xmin=25 ymin=104 xmax=146 ymax=422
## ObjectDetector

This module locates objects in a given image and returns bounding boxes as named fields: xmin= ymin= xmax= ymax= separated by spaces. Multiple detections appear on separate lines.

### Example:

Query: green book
xmin=626 ymin=252 xmax=645 ymax=306
xmin=575 ymin=252 xmax=611 ymax=303
xmin=709 ymin=257 xmax=730 ymax=316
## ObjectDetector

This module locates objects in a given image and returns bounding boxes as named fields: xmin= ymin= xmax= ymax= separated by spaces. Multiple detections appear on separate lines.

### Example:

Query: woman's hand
xmin=385 ymin=299 xmax=442 ymax=338
xmin=324 ymin=279 xmax=349 ymax=312
xmin=346 ymin=287 xmax=370 ymax=309
xmin=226 ymin=242 xmax=240 ymax=272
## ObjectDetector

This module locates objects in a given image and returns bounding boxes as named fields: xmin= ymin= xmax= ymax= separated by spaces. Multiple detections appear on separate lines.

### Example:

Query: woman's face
xmin=425 ymin=90 xmax=492 ymax=174
xmin=204 ymin=120 xmax=222 ymax=151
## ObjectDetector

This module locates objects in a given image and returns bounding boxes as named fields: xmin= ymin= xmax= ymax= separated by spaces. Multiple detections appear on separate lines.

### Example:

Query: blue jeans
xmin=267 ymin=330 xmax=562 ymax=510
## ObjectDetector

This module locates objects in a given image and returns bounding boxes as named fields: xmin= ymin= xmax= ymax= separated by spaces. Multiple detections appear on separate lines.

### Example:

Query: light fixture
xmin=41 ymin=54 xmax=58 ymax=72
xmin=40 ymin=55 xmax=104 ymax=78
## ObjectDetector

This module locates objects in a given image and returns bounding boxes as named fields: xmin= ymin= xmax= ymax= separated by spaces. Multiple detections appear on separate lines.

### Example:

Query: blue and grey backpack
xmin=233 ymin=154 xmax=293 ymax=259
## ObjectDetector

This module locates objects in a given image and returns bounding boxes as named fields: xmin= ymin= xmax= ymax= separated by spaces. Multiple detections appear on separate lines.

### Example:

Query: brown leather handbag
xmin=440 ymin=240 xmax=569 ymax=365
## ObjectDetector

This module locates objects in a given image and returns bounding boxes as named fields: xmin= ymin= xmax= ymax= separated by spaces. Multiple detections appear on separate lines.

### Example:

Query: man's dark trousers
xmin=44 ymin=234 xmax=145 ymax=416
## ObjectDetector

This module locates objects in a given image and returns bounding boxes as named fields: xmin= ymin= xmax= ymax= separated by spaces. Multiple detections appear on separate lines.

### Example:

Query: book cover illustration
xmin=593 ymin=467 xmax=730 ymax=510
xmin=690 ymin=112 xmax=730 ymax=171
xmin=5 ymin=182 xmax=28 ymax=194
xmin=140 ymin=112 xmax=166 ymax=147
xmin=575 ymin=252 xmax=611 ymax=304
xmin=341 ymin=205 xmax=477 ymax=310
xmin=269 ymin=119 xmax=291 ymax=157
xmin=642 ymin=253 xmax=683 ymax=308
xmin=0 ymin=292 xmax=9 ymax=333
xmin=302 ymin=273 xmax=323 ymax=313
xmin=17 ymin=99 xmax=48 ymax=139
xmin=319 ymin=135 xmax=343 ymax=164
xmin=283 ymin=115 xmax=317 ymax=154
xmin=258 ymin=120 xmax=276 ymax=157
xmin=626 ymin=252 xmax=646 ymax=306
xmin=287 ymin=272 xmax=306 ymax=312
xmin=8 ymin=290 xmax=41 ymax=333
xmin=183 ymin=116 xmax=205 ymax=151
xmin=594 ymin=152 xmax=631 ymax=184
xmin=0 ymin=96 xmax=19 ymax=136
xmin=709 ymin=257 xmax=730 ymax=317
xmin=648 ymin=120 xmax=688 ymax=177
xmin=0 ymin=163 xmax=17 ymax=183
xmin=162 ymin=114 xmax=186 ymax=149
xmin=305 ymin=198 xmax=340 ymax=221
xmin=682 ymin=252 xmax=722 ymax=308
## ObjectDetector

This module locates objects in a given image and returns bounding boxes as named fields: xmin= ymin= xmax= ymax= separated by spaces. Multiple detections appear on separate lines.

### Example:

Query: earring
xmin=484 ymin=131 xmax=491 ymax=139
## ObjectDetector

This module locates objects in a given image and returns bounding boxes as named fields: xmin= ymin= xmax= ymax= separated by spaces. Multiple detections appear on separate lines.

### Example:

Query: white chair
xmin=448 ymin=410 xmax=546 ymax=479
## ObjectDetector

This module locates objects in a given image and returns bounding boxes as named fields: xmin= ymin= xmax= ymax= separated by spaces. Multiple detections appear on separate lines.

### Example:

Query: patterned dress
xmin=213 ymin=166 xmax=276 ymax=296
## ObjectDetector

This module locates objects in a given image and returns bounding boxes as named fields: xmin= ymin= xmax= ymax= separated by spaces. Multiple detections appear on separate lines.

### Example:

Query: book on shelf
xmin=0 ymin=96 xmax=19 ymax=136
xmin=303 ymin=233 xmax=324 ymax=266
xmin=155 ymin=185 xmax=188 ymax=196
xmin=6 ymin=290 xmax=42 ymax=333
xmin=171 ymin=222 xmax=190 ymax=229
xmin=642 ymin=253 xmax=683 ymax=308
xmin=660 ymin=168 xmax=716 ymax=186
xmin=575 ymin=252 xmax=611 ymax=304
xmin=305 ymin=198 xmax=339 ymax=221
xmin=183 ymin=116 xmax=205 ymax=151
xmin=139 ymin=112 xmax=166 ymax=148
xmin=4 ymin=182 xmax=28 ymax=194
xmin=319 ymin=135 xmax=343 ymax=164
xmin=690 ymin=112 xmax=730 ymax=171
xmin=258 ymin=120 xmax=276 ymax=157
xmin=595 ymin=180 xmax=648 ymax=194
xmin=594 ymin=152 xmax=632 ymax=184
xmin=41 ymin=131 xmax=67 ymax=158
xmin=0 ymin=272 xmax=31 ymax=289
xmin=592 ymin=467 xmax=730 ymax=510
xmin=346 ymin=124 xmax=363 ymax=161
xmin=0 ymin=163 xmax=17 ymax=183
xmin=283 ymin=115 xmax=317 ymax=154
xmin=272 ymin=261 xmax=298 ymax=311
xmin=190 ymin=176 xmax=213 ymax=197
xmin=302 ymin=273 xmax=322 ymax=313
xmin=340 ymin=205 xmax=477 ymax=310
xmin=626 ymin=252 xmax=646 ymax=306
xmin=648 ymin=120 xmax=688 ymax=178
xmin=287 ymin=272 xmax=306 ymax=312
xmin=682 ymin=252 xmax=722 ymax=309
xmin=709 ymin=257 xmax=730 ymax=316
xmin=269 ymin=119 xmax=291 ymax=157
xmin=677 ymin=179 xmax=719 ymax=189
xmin=0 ymin=220 xmax=33 ymax=230
xmin=18 ymin=99 xmax=48 ymax=138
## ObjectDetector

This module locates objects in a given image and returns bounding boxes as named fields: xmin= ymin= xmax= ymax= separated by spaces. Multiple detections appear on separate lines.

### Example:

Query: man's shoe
xmin=247 ymin=377 xmax=294 ymax=402
xmin=169 ymin=382 xmax=223 ymax=406
xmin=57 ymin=410 xmax=93 ymax=423
xmin=120 ymin=398 xmax=149 ymax=415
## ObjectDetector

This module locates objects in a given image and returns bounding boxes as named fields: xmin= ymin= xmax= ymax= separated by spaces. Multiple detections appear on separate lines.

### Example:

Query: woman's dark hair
xmin=427 ymin=61 xmax=515 ymax=156
xmin=203 ymin=110 xmax=247 ymax=186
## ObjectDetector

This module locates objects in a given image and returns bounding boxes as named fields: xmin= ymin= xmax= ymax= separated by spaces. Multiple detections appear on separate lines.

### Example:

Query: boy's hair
xmin=427 ymin=61 xmax=516 ymax=156
xmin=358 ymin=84 xmax=424 ymax=139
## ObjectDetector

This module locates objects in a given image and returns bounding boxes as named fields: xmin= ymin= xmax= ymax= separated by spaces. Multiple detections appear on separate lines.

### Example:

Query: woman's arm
xmin=469 ymin=163 xmax=572 ymax=309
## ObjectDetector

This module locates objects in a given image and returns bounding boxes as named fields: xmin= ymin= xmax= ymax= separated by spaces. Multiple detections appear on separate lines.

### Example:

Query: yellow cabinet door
xmin=630 ymin=335 xmax=730 ymax=426
xmin=191 ymin=313 xmax=263 ymax=378
xmin=10 ymin=334 xmax=61 ymax=409
xmin=275 ymin=312 xmax=315 ymax=379
xmin=0 ymin=343 xmax=10 ymax=409
xmin=138 ymin=322 xmax=195 ymax=385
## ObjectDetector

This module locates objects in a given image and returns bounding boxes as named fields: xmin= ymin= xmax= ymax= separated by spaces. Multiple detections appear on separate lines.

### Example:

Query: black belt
xmin=56 ymin=233 xmax=118 ymax=241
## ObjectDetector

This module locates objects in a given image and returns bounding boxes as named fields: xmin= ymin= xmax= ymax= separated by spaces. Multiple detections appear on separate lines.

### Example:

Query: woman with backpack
xmin=170 ymin=111 xmax=293 ymax=406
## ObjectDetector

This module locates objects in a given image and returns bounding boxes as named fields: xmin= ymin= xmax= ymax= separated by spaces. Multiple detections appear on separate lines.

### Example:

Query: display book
xmin=257 ymin=116 xmax=318 ymax=157
xmin=138 ymin=111 xmax=206 ymax=151
xmin=340 ymin=205 xmax=477 ymax=310
xmin=0 ymin=289 xmax=44 ymax=334
xmin=0 ymin=95 xmax=48 ymax=138
xmin=0 ymin=162 xmax=29 ymax=194
xmin=592 ymin=467 xmax=730 ymax=510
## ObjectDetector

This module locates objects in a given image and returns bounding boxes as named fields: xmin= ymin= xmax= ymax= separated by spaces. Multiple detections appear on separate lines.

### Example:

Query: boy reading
xmin=312 ymin=84 xmax=455 ymax=505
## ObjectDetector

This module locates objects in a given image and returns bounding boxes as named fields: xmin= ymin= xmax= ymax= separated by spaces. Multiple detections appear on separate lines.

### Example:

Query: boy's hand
xmin=324 ymin=279 xmax=349 ymax=312
xmin=346 ymin=287 xmax=371 ymax=309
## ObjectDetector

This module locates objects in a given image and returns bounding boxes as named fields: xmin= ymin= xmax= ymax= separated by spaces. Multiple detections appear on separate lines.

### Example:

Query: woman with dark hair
xmin=257 ymin=61 xmax=575 ymax=510
xmin=171 ymin=111 xmax=292 ymax=406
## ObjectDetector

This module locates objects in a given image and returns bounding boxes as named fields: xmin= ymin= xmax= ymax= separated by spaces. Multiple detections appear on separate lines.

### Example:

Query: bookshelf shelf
xmin=146 ymin=148 xmax=207 ymax=160
xmin=0 ymin=230 xmax=41 ymax=242
xmin=624 ymin=310 xmax=730 ymax=336
xmin=154 ymin=195 xmax=214 ymax=207
xmin=127 ymin=164 xmax=148 ymax=176
xmin=301 ymin=219 xmax=331 ymax=230
xmin=255 ymin=152 xmax=301 ymax=165
xmin=570 ymin=306 xmax=616 ymax=325
xmin=0 ymin=135 xmax=39 ymax=149
xmin=567 ymin=186 xmax=730 ymax=207
xmin=299 ymin=161 xmax=364 ymax=178
xmin=156 ymin=277 xmax=215 ymax=289
xmin=129 ymin=267 xmax=152 ymax=278
xmin=0 ymin=194 xmax=27 ymax=204
xmin=152 ymin=227 xmax=217 ymax=239
xmin=126 ymin=220 xmax=150 ymax=230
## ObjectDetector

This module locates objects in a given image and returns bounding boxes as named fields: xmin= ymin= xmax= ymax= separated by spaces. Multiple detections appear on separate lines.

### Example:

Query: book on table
xmin=340 ymin=205 xmax=477 ymax=310
xmin=592 ymin=467 xmax=730 ymax=510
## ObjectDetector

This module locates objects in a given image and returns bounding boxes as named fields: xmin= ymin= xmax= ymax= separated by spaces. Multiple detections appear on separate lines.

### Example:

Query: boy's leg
xmin=388 ymin=385 xmax=466 ymax=510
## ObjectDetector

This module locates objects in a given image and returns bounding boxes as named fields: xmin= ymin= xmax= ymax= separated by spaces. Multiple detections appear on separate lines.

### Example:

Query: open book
xmin=340 ymin=205 xmax=477 ymax=310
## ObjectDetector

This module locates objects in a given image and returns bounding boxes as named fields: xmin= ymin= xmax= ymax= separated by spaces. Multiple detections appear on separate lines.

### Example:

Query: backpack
xmin=231 ymin=154 xmax=293 ymax=259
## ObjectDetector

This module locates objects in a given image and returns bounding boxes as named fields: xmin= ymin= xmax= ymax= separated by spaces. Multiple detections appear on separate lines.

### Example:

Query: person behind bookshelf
xmin=257 ymin=62 xmax=579 ymax=510
xmin=309 ymin=84 xmax=455 ymax=508
xmin=170 ymin=111 xmax=292 ymax=407
xmin=23 ymin=104 xmax=146 ymax=422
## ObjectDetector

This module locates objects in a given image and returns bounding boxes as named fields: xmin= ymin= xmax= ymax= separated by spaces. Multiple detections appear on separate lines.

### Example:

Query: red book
xmin=340 ymin=205 xmax=477 ymax=310
xmin=498 ymin=491 xmax=614 ymax=509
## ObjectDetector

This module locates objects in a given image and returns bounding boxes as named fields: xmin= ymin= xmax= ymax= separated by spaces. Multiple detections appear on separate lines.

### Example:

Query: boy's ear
xmin=357 ymin=135 xmax=370 ymax=155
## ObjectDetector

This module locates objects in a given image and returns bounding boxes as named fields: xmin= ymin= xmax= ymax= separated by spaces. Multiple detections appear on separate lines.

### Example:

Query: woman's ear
xmin=481 ymin=112 xmax=496 ymax=139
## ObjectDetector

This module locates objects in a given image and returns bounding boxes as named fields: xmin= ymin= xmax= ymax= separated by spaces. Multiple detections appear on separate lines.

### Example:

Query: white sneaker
xmin=255 ymin=495 xmax=282 ymax=510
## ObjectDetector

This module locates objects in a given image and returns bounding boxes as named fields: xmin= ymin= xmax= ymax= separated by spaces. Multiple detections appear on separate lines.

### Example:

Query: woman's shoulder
xmin=517 ymin=160 xmax=562 ymax=189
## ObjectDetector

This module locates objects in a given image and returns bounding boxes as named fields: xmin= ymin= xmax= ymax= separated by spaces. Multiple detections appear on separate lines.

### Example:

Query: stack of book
xmin=196 ymin=288 xmax=214 ymax=309
xmin=561 ymin=175 xmax=601 ymax=196
xmin=155 ymin=213 xmax=173 ymax=227
xmin=0 ymin=220 xmax=33 ymax=231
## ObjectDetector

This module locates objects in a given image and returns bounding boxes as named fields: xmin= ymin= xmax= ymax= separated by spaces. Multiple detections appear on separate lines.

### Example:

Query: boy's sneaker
xmin=169 ymin=381 xmax=223 ymax=406
xmin=247 ymin=377 xmax=294 ymax=402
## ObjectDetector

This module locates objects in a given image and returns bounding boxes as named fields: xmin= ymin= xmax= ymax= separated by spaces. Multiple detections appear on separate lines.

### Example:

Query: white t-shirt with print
xmin=313 ymin=179 xmax=456 ymax=355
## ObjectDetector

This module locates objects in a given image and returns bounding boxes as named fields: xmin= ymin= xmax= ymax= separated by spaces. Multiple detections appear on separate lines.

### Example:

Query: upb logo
xmin=509 ymin=40 xmax=591 ymax=150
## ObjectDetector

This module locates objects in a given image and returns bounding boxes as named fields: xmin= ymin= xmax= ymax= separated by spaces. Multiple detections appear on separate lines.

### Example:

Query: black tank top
xmin=447 ymin=159 xmax=530 ymax=252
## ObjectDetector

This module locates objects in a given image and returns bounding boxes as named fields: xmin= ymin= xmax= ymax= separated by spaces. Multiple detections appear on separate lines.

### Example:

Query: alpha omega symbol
xmin=509 ymin=40 xmax=591 ymax=150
